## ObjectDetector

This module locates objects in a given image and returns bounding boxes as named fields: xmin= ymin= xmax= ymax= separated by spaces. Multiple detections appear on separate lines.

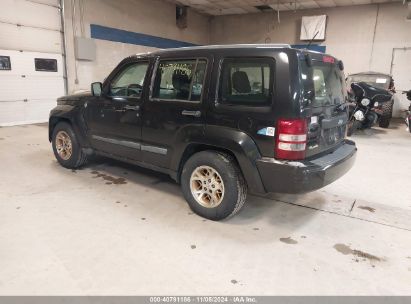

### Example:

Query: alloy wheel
xmin=55 ymin=130 xmax=73 ymax=160
xmin=190 ymin=166 xmax=225 ymax=208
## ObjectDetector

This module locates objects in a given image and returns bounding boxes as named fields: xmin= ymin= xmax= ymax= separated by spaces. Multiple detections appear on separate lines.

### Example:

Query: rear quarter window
xmin=218 ymin=57 xmax=274 ymax=106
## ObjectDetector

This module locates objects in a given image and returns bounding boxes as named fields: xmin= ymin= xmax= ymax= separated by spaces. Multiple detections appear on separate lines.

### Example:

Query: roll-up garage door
xmin=0 ymin=0 xmax=65 ymax=126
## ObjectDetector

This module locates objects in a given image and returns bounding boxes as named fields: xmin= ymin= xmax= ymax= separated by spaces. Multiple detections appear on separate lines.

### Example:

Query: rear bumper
xmin=256 ymin=140 xmax=357 ymax=194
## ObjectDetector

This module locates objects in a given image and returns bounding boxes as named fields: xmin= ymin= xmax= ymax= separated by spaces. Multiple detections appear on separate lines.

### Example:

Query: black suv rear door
xmin=141 ymin=55 xmax=211 ymax=169
xmin=300 ymin=54 xmax=348 ymax=157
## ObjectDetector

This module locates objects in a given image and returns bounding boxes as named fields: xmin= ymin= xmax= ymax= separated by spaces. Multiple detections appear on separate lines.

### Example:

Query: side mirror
xmin=91 ymin=82 xmax=103 ymax=97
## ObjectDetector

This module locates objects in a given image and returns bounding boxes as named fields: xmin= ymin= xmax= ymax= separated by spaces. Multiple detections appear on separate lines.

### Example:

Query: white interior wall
xmin=210 ymin=2 xmax=411 ymax=76
xmin=63 ymin=0 xmax=211 ymax=94
xmin=210 ymin=2 xmax=411 ymax=116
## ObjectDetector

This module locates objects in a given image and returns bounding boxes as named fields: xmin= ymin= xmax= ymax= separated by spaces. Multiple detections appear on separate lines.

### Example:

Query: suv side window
xmin=219 ymin=58 xmax=274 ymax=105
xmin=152 ymin=59 xmax=207 ymax=102
xmin=109 ymin=62 xmax=149 ymax=98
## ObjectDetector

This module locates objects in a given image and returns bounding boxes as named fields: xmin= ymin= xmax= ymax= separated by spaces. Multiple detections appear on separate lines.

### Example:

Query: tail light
xmin=275 ymin=118 xmax=308 ymax=160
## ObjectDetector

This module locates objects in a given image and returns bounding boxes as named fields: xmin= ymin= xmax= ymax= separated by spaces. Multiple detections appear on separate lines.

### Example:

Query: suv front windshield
xmin=301 ymin=58 xmax=346 ymax=107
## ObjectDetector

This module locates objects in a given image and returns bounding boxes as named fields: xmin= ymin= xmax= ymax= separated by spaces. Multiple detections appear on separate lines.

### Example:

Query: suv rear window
xmin=219 ymin=58 xmax=274 ymax=105
xmin=301 ymin=59 xmax=346 ymax=107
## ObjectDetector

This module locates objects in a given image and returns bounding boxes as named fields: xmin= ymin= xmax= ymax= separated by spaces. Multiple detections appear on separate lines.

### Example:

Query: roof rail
xmin=135 ymin=43 xmax=292 ymax=56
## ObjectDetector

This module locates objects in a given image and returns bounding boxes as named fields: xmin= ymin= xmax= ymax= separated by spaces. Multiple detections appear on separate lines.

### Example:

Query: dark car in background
xmin=346 ymin=71 xmax=395 ymax=128
xmin=48 ymin=44 xmax=357 ymax=220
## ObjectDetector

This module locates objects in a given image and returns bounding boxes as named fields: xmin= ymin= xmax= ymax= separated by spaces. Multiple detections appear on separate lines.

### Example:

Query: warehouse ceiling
xmin=168 ymin=0 xmax=401 ymax=15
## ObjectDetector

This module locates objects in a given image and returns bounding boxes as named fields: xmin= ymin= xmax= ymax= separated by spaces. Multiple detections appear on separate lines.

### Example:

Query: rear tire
xmin=181 ymin=151 xmax=247 ymax=221
xmin=52 ymin=122 xmax=88 ymax=169
xmin=378 ymin=101 xmax=393 ymax=128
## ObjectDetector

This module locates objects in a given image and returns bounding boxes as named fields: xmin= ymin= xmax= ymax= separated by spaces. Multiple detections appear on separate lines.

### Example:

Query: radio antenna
xmin=306 ymin=31 xmax=319 ymax=50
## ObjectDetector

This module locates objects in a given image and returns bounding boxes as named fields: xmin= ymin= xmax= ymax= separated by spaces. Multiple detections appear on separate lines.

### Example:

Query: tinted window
xmin=110 ymin=62 xmax=148 ymax=98
xmin=301 ymin=60 xmax=346 ymax=107
xmin=35 ymin=58 xmax=57 ymax=72
xmin=152 ymin=59 xmax=207 ymax=101
xmin=219 ymin=58 xmax=273 ymax=105
xmin=0 ymin=56 xmax=11 ymax=70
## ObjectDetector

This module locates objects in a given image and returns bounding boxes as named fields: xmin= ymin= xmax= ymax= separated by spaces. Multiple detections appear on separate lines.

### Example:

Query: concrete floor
xmin=0 ymin=120 xmax=411 ymax=295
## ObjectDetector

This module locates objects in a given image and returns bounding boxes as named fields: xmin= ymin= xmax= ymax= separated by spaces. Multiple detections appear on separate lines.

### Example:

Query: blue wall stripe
xmin=89 ymin=24 xmax=326 ymax=53
xmin=291 ymin=44 xmax=326 ymax=53
xmin=90 ymin=24 xmax=198 ymax=49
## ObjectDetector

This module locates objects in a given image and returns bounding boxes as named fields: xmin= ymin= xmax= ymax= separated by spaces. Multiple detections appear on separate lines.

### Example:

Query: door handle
xmin=182 ymin=110 xmax=201 ymax=117
xmin=124 ymin=105 xmax=140 ymax=111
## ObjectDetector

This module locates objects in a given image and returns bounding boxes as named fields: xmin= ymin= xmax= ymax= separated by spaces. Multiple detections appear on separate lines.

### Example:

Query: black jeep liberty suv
xmin=49 ymin=44 xmax=357 ymax=220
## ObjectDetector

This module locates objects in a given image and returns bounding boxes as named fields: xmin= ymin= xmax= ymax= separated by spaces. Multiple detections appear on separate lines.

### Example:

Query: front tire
xmin=181 ymin=151 xmax=247 ymax=221
xmin=52 ymin=122 xmax=88 ymax=169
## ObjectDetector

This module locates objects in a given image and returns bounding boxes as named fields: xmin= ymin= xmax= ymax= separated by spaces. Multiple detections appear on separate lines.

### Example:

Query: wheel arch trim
xmin=49 ymin=105 xmax=89 ymax=147
xmin=174 ymin=127 xmax=266 ymax=194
